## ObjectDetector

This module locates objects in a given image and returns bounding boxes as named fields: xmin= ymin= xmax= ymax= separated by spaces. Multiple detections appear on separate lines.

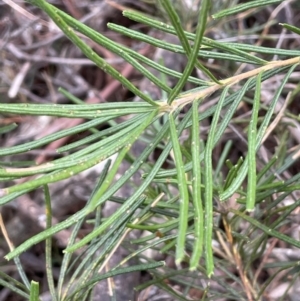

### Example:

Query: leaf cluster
xmin=1 ymin=0 xmax=300 ymax=300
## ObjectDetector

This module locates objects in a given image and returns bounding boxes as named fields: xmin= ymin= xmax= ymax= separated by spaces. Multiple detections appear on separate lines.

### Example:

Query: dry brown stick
xmin=223 ymin=216 xmax=254 ymax=301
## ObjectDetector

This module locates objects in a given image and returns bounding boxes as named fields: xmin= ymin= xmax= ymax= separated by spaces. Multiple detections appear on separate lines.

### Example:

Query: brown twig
xmin=223 ymin=216 xmax=254 ymax=301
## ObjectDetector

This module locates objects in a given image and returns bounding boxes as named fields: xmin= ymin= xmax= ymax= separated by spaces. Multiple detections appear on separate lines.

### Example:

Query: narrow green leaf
xmin=59 ymin=160 xmax=112 ymax=298
xmin=69 ymin=262 xmax=164 ymax=298
xmin=58 ymin=87 xmax=88 ymax=105
xmin=159 ymin=0 xmax=192 ymax=61
xmin=204 ymin=38 xmax=267 ymax=65
xmin=154 ymin=66 xmax=292 ymax=179
xmin=44 ymin=185 xmax=57 ymax=301
xmin=65 ymin=207 xmax=140 ymax=300
xmin=5 ymin=108 xmax=182 ymax=265
xmin=0 ymin=123 xmax=18 ymax=134
xmin=1 ymin=249 xmax=30 ymax=291
xmin=0 ymin=278 xmax=29 ymax=299
xmin=204 ymin=86 xmax=229 ymax=277
xmin=256 ymin=180 xmax=284 ymax=191
xmin=168 ymin=113 xmax=189 ymax=263
xmin=64 ymin=224 xmax=127 ymax=300
xmin=57 ymin=114 xmax=143 ymax=153
xmin=29 ymin=281 xmax=39 ymax=301
xmin=57 ymin=216 xmax=86 ymax=299
xmin=214 ymin=140 xmax=233 ymax=183
xmin=0 ymin=114 xmax=151 ymax=185
xmin=55 ymin=9 xmax=172 ymax=96
xmin=112 ymin=42 xmax=209 ymax=86
xmin=280 ymin=23 xmax=300 ymax=35
xmin=190 ymin=100 xmax=203 ymax=270
xmin=0 ymin=103 xmax=155 ymax=118
xmin=64 ymin=111 xmax=159 ymax=252
xmin=224 ymin=160 xmax=242 ymax=191
xmin=231 ymin=209 xmax=300 ymax=248
xmin=29 ymin=0 xmax=157 ymax=106
xmin=220 ymin=43 xmax=300 ymax=57
xmin=108 ymin=23 xmax=264 ymax=65
xmin=246 ymin=72 xmax=262 ymax=211
xmin=158 ymin=0 xmax=219 ymax=88
xmin=257 ymin=155 xmax=278 ymax=182
xmin=87 ymin=145 xmax=132 ymax=210
xmin=156 ymin=281 xmax=191 ymax=301
xmin=186 ymin=66 xmax=292 ymax=131
xmin=116 ymin=234 xmax=177 ymax=267
xmin=213 ymin=79 xmax=252 ymax=145
xmin=123 ymin=11 xmax=267 ymax=65
xmin=134 ymin=268 xmax=192 ymax=292
xmin=4 ymin=110 xmax=158 ymax=259
xmin=166 ymin=0 xmax=218 ymax=104
xmin=212 ymin=0 xmax=283 ymax=19
xmin=219 ymin=65 xmax=297 ymax=201
xmin=0 ymin=161 xmax=35 ymax=168
xmin=0 ymin=116 xmax=109 ymax=157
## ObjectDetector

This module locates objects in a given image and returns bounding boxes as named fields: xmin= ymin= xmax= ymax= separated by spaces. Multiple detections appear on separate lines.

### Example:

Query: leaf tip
xmin=207 ymin=270 xmax=214 ymax=278
xmin=175 ymin=255 xmax=184 ymax=267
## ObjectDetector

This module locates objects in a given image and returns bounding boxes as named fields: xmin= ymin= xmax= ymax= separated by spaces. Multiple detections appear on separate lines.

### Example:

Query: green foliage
xmin=1 ymin=0 xmax=300 ymax=299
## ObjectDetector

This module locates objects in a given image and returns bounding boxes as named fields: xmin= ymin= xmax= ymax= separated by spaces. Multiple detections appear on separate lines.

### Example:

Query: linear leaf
xmin=109 ymin=23 xmax=266 ymax=65
xmin=204 ymin=86 xmax=229 ymax=277
xmin=168 ymin=113 xmax=189 ymax=263
xmin=4 ymin=110 xmax=159 ymax=259
xmin=166 ymin=0 xmax=218 ymax=104
xmin=212 ymin=0 xmax=284 ymax=19
xmin=190 ymin=100 xmax=203 ymax=270
xmin=44 ymin=185 xmax=57 ymax=301
xmin=221 ymin=43 xmax=300 ymax=57
xmin=69 ymin=261 xmax=164 ymax=297
xmin=219 ymin=64 xmax=297 ymax=201
xmin=246 ymin=72 xmax=262 ymax=211
xmin=154 ymin=66 xmax=293 ymax=179
xmin=29 ymin=0 xmax=157 ymax=105
xmin=29 ymin=281 xmax=39 ymax=301
xmin=123 ymin=11 xmax=267 ymax=65
xmin=0 ymin=117 xmax=109 ymax=156
xmin=0 ymin=103 xmax=155 ymax=118
xmin=56 ymin=9 xmax=172 ymax=95
xmin=280 ymin=23 xmax=300 ymax=35
xmin=231 ymin=209 xmax=300 ymax=248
